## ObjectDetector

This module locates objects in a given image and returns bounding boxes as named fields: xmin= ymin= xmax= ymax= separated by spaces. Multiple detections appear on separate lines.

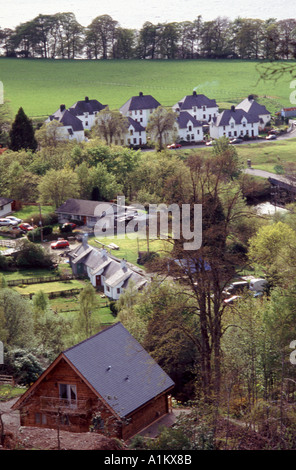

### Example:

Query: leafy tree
xmin=78 ymin=283 xmax=98 ymax=338
xmin=0 ymin=289 xmax=34 ymax=348
xmin=14 ymin=239 xmax=52 ymax=268
xmin=38 ymin=167 xmax=79 ymax=208
xmin=85 ymin=15 xmax=118 ymax=59
xmin=146 ymin=106 xmax=177 ymax=150
xmin=9 ymin=107 xmax=37 ymax=152
xmin=92 ymin=108 xmax=129 ymax=146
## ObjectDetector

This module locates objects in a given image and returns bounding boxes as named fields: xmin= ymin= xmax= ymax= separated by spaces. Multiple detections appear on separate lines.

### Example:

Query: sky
xmin=1 ymin=0 xmax=296 ymax=30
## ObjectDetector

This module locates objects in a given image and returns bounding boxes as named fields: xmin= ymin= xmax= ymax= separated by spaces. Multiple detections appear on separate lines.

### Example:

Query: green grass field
xmin=0 ymin=58 xmax=293 ymax=118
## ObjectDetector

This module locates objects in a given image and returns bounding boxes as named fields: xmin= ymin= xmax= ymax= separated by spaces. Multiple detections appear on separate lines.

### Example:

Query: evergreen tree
xmin=9 ymin=107 xmax=37 ymax=152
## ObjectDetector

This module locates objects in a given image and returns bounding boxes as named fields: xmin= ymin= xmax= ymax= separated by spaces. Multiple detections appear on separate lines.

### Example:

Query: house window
xmin=202 ymin=106 xmax=206 ymax=111
xmin=106 ymin=286 xmax=110 ymax=292
xmin=59 ymin=384 xmax=77 ymax=407
xmin=35 ymin=413 xmax=47 ymax=425
xmin=188 ymin=125 xmax=192 ymax=131
xmin=85 ymin=121 xmax=88 ymax=126
xmin=228 ymin=132 xmax=232 ymax=137
xmin=117 ymin=288 xmax=121 ymax=294
xmin=59 ymin=415 xmax=70 ymax=426
xmin=130 ymin=129 xmax=133 ymax=135
xmin=133 ymin=138 xmax=137 ymax=144
xmin=191 ymin=134 xmax=194 ymax=140
xmin=203 ymin=114 xmax=206 ymax=119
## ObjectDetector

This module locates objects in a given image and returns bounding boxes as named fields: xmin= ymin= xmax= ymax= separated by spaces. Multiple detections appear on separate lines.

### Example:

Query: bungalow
xmin=68 ymin=240 xmax=149 ymax=300
xmin=47 ymin=105 xmax=85 ymax=142
xmin=68 ymin=96 xmax=107 ymax=130
xmin=56 ymin=198 xmax=137 ymax=229
xmin=12 ymin=322 xmax=174 ymax=440
xmin=120 ymin=92 xmax=161 ymax=127
xmin=173 ymin=91 xmax=219 ymax=123
xmin=235 ymin=95 xmax=271 ymax=130
xmin=124 ymin=117 xmax=147 ymax=147
xmin=210 ymin=106 xmax=260 ymax=140
xmin=0 ymin=197 xmax=13 ymax=217
xmin=176 ymin=111 xmax=204 ymax=143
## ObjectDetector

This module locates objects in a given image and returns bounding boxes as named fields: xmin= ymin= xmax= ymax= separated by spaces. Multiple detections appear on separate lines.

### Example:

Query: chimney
xmin=101 ymin=248 xmax=107 ymax=258
xmin=248 ymin=95 xmax=254 ymax=101
xmin=193 ymin=90 xmax=197 ymax=96
xmin=85 ymin=96 xmax=89 ymax=102
xmin=82 ymin=234 xmax=88 ymax=249
xmin=120 ymin=258 xmax=127 ymax=270
xmin=60 ymin=104 xmax=66 ymax=112
xmin=139 ymin=92 xmax=143 ymax=97
xmin=231 ymin=105 xmax=235 ymax=112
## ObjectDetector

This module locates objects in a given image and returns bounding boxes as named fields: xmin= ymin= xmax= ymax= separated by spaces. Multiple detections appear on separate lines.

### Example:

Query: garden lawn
xmin=12 ymin=205 xmax=55 ymax=221
xmin=49 ymin=295 xmax=114 ymax=326
xmin=88 ymin=234 xmax=172 ymax=267
xmin=0 ymin=58 xmax=292 ymax=118
xmin=0 ymin=267 xmax=60 ymax=281
xmin=13 ymin=279 xmax=85 ymax=296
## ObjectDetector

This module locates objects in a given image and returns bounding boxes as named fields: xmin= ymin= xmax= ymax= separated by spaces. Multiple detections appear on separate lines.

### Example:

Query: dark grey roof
xmin=175 ymin=91 xmax=218 ymax=111
xmin=0 ymin=197 xmax=13 ymax=206
xmin=214 ymin=108 xmax=260 ymax=127
xmin=49 ymin=108 xmax=84 ymax=132
xmin=236 ymin=96 xmax=270 ymax=115
xmin=177 ymin=111 xmax=203 ymax=129
xmin=69 ymin=97 xmax=107 ymax=116
xmin=56 ymin=198 xmax=116 ymax=217
xmin=63 ymin=322 xmax=174 ymax=417
xmin=128 ymin=117 xmax=146 ymax=132
xmin=120 ymin=92 xmax=160 ymax=114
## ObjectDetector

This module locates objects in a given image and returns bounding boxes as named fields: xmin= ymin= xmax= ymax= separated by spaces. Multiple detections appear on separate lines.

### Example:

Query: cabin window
xmin=59 ymin=384 xmax=77 ymax=407
xmin=35 ymin=413 xmax=47 ymax=425
xmin=117 ymin=288 xmax=121 ymax=294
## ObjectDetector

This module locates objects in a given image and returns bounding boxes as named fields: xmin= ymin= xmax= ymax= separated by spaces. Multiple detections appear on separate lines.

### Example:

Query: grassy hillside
xmin=0 ymin=58 xmax=293 ymax=118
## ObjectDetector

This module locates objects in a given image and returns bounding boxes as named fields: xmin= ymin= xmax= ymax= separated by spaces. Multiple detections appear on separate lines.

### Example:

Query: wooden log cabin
xmin=12 ymin=322 xmax=174 ymax=440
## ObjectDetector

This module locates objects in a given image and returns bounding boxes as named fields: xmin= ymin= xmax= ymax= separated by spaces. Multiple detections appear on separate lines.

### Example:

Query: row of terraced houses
xmin=46 ymin=92 xmax=271 ymax=146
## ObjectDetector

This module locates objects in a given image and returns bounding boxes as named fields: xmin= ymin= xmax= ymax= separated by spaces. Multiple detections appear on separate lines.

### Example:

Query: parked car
xmin=19 ymin=223 xmax=34 ymax=232
xmin=3 ymin=217 xmax=18 ymax=226
xmin=5 ymin=215 xmax=22 ymax=224
xmin=51 ymin=239 xmax=70 ymax=249
xmin=167 ymin=143 xmax=182 ymax=149
xmin=249 ymin=278 xmax=268 ymax=293
xmin=229 ymin=138 xmax=243 ymax=144
xmin=266 ymin=134 xmax=276 ymax=140
xmin=0 ymin=218 xmax=13 ymax=226
xmin=205 ymin=140 xmax=213 ymax=146
xmin=62 ymin=222 xmax=76 ymax=230
xmin=224 ymin=281 xmax=249 ymax=295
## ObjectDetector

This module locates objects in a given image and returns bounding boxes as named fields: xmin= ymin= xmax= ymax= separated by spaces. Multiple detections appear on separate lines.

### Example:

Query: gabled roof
xmin=127 ymin=117 xmax=146 ymax=132
xmin=177 ymin=111 xmax=203 ymax=129
xmin=120 ymin=92 xmax=160 ymax=114
xmin=69 ymin=97 xmax=107 ymax=116
xmin=56 ymin=198 xmax=116 ymax=217
xmin=213 ymin=107 xmax=260 ymax=127
xmin=174 ymin=91 xmax=218 ymax=111
xmin=0 ymin=197 xmax=13 ymax=206
xmin=235 ymin=95 xmax=270 ymax=116
xmin=49 ymin=106 xmax=84 ymax=132
xmin=13 ymin=323 xmax=174 ymax=418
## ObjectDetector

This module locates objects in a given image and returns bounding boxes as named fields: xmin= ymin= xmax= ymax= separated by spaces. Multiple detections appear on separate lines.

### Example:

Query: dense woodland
xmin=1 ymin=13 xmax=296 ymax=60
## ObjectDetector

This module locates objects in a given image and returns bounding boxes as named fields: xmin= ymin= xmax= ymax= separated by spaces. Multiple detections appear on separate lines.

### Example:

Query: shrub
xmin=4 ymin=348 xmax=44 ymax=386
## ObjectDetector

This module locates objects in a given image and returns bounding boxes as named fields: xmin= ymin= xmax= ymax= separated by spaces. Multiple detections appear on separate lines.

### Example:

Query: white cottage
xmin=120 ymin=92 xmax=161 ymax=127
xmin=47 ymin=105 xmax=85 ymax=142
xmin=235 ymin=95 xmax=271 ymax=130
xmin=0 ymin=197 xmax=13 ymax=217
xmin=68 ymin=96 xmax=107 ymax=130
xmin=124 ymin=117 xmax=147 ymax=147
xmin=173 ymin=91 xmax=219 ymax=123
xmin=210 ymin=106 xmax=260 ymax=140
xmin=176 ymin=111 xmax=204 ymax=143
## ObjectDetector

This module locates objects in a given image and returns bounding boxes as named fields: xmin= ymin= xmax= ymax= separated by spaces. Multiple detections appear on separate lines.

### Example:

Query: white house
xmin=68 ymin=96 xmax=107 ymax=130
xmin=124 ymin=117 xmax=147 ymax=147
xmin=47 ymin=105 xmax=85 ymax=142
xmin=210 ymin=106 xmax=260 ymax=140
xmin=173 ymin=91 xmax=219 ymax=123
xmin=0 ymin=197 xmax=13 ymax=217
xmin=235 ymin=95 xmax=271 ymax=130
xmin=176 ymin=111 xmax=204 ymax=143
xmin=120 ymin=92 xmax=161 ymax=128
xmin=68 ymin=241 xmax=149 ymax=300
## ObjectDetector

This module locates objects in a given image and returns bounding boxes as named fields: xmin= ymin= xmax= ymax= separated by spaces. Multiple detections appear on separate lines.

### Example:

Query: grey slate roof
xmin=128 ymin=117 xmax=146 ymax=132
xmin=0 ymin=197 xmax=13 ymax=206
xmin=56 ymin=198 xmax=116 ymax=217
xmin=213 ymin=108 xmax=260 ymax=127
xmin=63 ymin=322 xmax=174 ymax=417
xmin=120 ymin=92 xmax=160 ymax=114
xmin=49 ymin=107 xmax=84 ymax=132
xmin=235 ymin=96 xmax=270 ymax=116
xmin=69 ymin=97 xmax=107 ymax=116
xmin=174 ymin=91 xmax=218 ymax=111
xmin=177 ymin=111 xmax=203 ymax=129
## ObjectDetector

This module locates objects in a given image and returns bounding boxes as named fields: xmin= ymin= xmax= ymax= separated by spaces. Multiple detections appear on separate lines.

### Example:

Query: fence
xmin=6 ymin=274 xmax=74 ymax=287
xmin=0 ymin=375 xmax=14 ymax=386
xmin=20 ymin=288 xmax=82 ymax=300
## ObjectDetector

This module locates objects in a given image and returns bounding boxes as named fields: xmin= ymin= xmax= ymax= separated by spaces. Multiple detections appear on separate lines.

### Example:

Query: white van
xmin=249 ymin=278 xmax=267 ymax=292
